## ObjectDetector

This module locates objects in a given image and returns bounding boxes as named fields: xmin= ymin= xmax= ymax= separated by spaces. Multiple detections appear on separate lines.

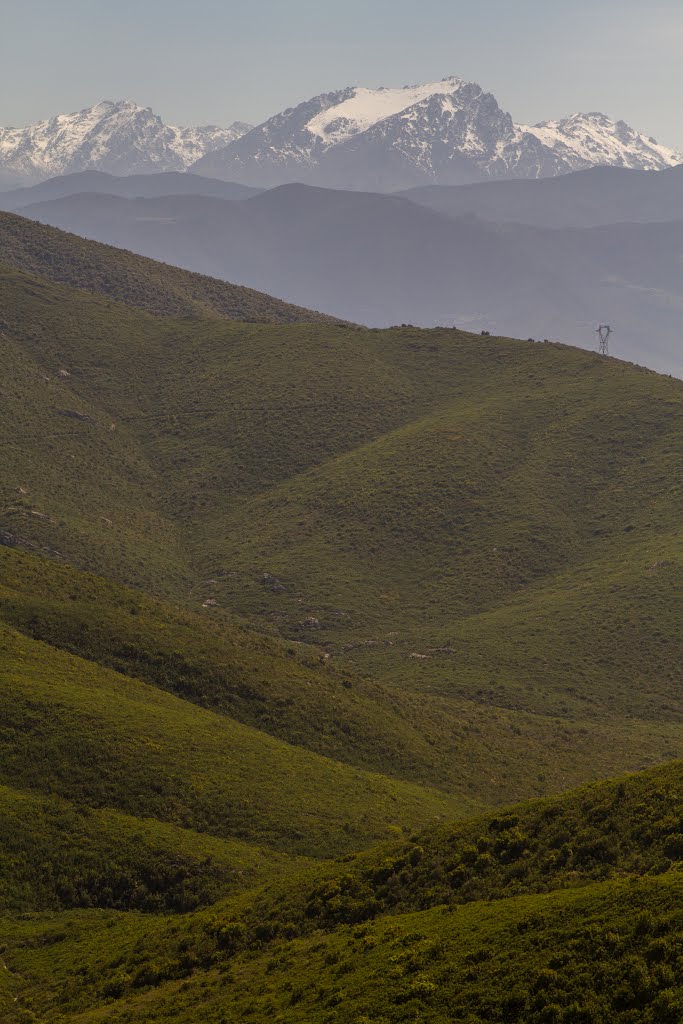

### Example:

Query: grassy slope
xmin=1 ymin=219 xmax=683 ymax=1022
xmin=211 ymin=332 xmax=681 ymax=632
xmin=5 ymin=758 xmax=683 ymax=1023
xmin=0 ymin=782 xmax=309 ymax=915
xmin=0 ymin=211 xmax=338 ymax=322
xmin=1 ymin=262 xmax=682 ymax=808
xmin=0 ymin=549 xmax=472 ymax=922
xmin=0 ymin=546 xmax=467 ymax=788
xmin=0 ymin=619 xmax=462 ymax=861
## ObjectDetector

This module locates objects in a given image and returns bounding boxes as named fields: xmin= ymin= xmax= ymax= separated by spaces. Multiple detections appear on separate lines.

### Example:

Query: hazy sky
xmin=2 ymin=0 xmax=682 ymax=147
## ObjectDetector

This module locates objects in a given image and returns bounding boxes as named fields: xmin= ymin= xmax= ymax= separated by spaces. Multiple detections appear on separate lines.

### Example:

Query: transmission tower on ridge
xmin=596 ymin=324 xmax=612 ymax=356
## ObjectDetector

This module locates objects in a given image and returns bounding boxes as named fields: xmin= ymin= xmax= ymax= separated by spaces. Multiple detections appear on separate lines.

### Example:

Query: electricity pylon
xmin=596 ymin=324 xmax=613 ymax=356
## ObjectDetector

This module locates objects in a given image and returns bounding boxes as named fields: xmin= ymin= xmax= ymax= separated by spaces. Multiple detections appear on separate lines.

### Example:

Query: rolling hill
xmin=13 ymin=184 xmax=683 ymax=375
xmin=4 ymin=757 xmax=683 ymax=1022
xmin=0 ymin=210 xmax=336 ymax=323
xmin=1 ymin=207 xmax=683 ymax=1024
xmin=1 ymin=217 xmax=681 ymax=812
xmin=0 ymin=606 xmax=459 ymax=861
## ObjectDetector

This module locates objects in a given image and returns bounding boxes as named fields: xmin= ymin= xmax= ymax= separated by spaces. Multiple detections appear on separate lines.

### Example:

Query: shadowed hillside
xmin=0 ymin=210 xmax=337 ymax=323
xmin=0 ymin=170 xmax=262 ymax=210
xmin=401 ymin=163 xmax=683 ymax=227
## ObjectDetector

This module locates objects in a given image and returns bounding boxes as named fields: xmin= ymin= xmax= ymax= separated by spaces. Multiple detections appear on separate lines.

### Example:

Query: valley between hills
xmin=0 ymin=211 xmax=682 ymax=1023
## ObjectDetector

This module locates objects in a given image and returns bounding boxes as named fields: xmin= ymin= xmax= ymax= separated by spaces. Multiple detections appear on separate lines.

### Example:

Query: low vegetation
xmin=0 ymin=783 xmax=306 ymax=914
xmin=0 ymin=618 xmax=461 ymax=860
xmin=1 ymin=214 xmax=682 ymax=1022
xmin=4 ymin=760 xmax=683 ymax=1022
xmin=0 ymin=546 xmax=473 ymax=789
xmin=0 ymin=210 xmax=338 ymax=322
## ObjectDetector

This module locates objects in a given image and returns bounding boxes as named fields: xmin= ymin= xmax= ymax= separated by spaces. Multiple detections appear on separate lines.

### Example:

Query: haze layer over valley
xmin=6 ymin=164 xmax=682 ymax=377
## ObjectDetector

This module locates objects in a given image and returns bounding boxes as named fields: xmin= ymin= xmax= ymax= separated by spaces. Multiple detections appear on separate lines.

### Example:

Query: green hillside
xmin=1 ymin=246 xmax=681 ymax=807
xmin=0 ymin=545 xmax=471 ymax=789
xmin=0 ymin=782 xmax=308 ymax=914
xmin=0 ymin=615 xmax=461 ymax=859
xmin=1 ymin=216 xmax=682 ymax=1023
xmin=4 ymin=758 xmax=683 ymax=1023
xmin=0 ymin=211 xmax=338 ymax=322
xmin=7 ymin=876 xmax=683 ymax=1022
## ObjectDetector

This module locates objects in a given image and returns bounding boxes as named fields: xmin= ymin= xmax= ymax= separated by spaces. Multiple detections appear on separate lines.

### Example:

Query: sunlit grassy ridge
xmin=0 ymin=547 xmax=470 ymax=940
xmin=0 ymin=546 xmax=468 ymax=788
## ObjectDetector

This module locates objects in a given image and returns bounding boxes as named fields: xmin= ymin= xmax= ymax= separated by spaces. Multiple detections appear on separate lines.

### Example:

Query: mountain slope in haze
xmin=0 ymin=210 xmax=337 ymax=323
xmin=17 ymin=184 xmax=683 ymax=376
xmin=5 ymin=757 xmax=683 ymax=1022
xmin=193 ymin=76 xmax=681 ymax=189
xmin=402 ymin=163 xmax=683 ymax=228
xmin=1 ymin=232 xmax=681 ymax=813
xmin=0 ymin=170 xmax=262 ymax=211
xmin=0 ymin=100 xmax=252 ymax=183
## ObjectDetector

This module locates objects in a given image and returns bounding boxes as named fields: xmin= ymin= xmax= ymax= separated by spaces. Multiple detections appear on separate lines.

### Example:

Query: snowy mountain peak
xmin=191 ymin=76 xmax=681 ymax=190
xmin=305 ymin=77 xmax=468 ymax=145
xmin=194 ymin=77 xmax=537 ymax=188
xmin=522 ymin=112 xmax=682 ymax=172
xmin=83 ymin=99 xmax=146 ymax=115
xmin=3 ymin=82 xmax=680 ymax=191
xmin=0 ymin=102 xmax=252 ymax=184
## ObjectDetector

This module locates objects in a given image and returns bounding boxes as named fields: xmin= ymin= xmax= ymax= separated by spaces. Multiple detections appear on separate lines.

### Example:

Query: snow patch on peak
xmin=306 ymin=77 xmax=469 ymax=145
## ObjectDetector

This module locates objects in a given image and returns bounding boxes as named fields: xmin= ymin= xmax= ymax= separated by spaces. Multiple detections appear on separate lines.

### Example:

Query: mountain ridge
xmin=2 ymin=81 xmax=679 ymax=188
xmin=0 ymin=169 xmax=262 ymax=210
xmin=400 ymin=163 xmax=683 ymax=227
xmin=193 ymin=76 xmax=682 ymax=189
xmin=0 ymin=99 xmax=252 ymax=183
xmin=0 ymin=209 xmax=338 ymax=323
xmin=14 ymin=182 xmax=683 ymax=376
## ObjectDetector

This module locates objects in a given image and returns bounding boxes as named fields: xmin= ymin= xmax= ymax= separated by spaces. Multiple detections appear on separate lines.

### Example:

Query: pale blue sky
xmin=2 ymin=0 xmax=682 ymax=147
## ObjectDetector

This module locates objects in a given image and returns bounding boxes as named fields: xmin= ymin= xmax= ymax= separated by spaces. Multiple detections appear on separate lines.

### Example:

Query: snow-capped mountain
xmin=521 ymin=112 xmax=681 ymax=172
xmin=0 ymin=101 xmax=252 ymax=183
xmin=193 ymin=77 xmax=681 ymax=189
xmin=2 ymin=83 xmax=679 ymax=191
